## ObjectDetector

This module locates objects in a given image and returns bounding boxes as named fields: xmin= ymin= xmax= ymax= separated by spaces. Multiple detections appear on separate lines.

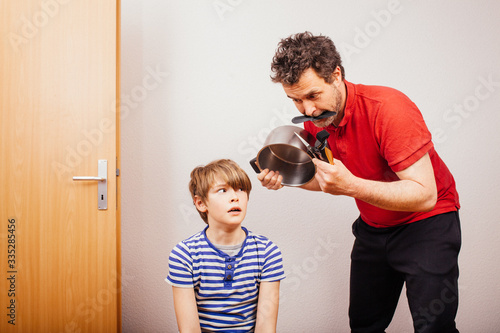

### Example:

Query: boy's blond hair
xmin=189 ymin=159 xmax=252 ymax=224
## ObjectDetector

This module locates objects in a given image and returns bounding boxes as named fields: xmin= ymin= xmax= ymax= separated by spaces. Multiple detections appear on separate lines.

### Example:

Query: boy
xmin=166 ymin=159 xmax=285 ymax=332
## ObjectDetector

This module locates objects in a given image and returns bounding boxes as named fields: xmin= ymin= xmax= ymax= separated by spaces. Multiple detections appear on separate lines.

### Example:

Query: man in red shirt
xmin=258 ymin=32 xmax=461 ymax=333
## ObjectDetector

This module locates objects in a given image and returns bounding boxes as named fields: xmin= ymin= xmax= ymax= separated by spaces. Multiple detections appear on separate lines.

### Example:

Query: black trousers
xmin=349 ymin=211 xmax=461 ymax=333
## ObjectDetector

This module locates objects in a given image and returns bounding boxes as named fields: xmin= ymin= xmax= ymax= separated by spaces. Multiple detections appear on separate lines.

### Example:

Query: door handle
xmin=73 ymin=160 xmax=108 ymax=210
xmin=73 ymin=176 xmax=105 ymax=181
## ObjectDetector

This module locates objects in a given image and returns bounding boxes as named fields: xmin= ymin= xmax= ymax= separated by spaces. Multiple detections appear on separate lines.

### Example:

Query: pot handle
xmin=316 ymin=130 xmax=334 ymax=165
xmin=249 ymin=157 xmax=260 ymax=173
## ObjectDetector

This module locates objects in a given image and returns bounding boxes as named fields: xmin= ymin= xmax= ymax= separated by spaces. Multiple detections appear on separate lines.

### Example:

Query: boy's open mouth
xmin=228 ymin=208 xmax=241 ymax=213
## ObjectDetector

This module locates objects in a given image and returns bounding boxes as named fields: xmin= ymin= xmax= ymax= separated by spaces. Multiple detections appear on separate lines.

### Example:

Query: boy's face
xmin=195 ymin=177 xmax=248 ymax=229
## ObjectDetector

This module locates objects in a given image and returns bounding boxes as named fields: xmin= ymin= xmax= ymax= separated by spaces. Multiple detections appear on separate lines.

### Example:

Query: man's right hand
xmin=257 ymin=169 xmax=284 ymax=190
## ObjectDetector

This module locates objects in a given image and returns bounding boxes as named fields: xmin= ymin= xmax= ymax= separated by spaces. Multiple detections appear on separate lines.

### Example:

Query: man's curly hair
xmin=270 ymin=31 xmax=345 ymax=85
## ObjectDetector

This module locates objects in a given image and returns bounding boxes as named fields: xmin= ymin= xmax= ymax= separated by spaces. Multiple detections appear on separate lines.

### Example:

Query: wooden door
xmin=0 ymin=1 xmax=120 ymax=332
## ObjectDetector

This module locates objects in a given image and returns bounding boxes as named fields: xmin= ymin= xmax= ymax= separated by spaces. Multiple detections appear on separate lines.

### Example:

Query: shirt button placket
xmin=224 ymin=257 xmax=235 ymax=286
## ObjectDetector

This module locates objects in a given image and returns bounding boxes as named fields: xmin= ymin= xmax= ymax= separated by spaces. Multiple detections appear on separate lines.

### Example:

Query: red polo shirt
xmin=304 ymin=81 xmax=460 ymax=227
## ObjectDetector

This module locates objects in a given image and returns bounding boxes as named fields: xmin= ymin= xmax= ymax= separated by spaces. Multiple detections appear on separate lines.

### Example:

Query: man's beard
xmin=312 ymin=86 xmax=343 ymax=128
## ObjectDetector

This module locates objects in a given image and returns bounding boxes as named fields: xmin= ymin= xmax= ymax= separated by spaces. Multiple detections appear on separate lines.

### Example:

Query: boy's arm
xmin=172 ymin=286 xmax=201 ymax=333
xmin=255 ymin=281 xmax=281 ymax=333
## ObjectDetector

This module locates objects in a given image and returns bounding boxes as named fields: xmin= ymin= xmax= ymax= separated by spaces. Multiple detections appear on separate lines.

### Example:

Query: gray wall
xmin=120 ymin=1 xmax=500 ymax=332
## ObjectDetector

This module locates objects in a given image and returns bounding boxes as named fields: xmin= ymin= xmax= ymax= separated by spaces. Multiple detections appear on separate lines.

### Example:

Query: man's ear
xmin=331 ymin=66 xmax=342 ymax=85
xmin=194 ymin=195 xmax=207 ymax=212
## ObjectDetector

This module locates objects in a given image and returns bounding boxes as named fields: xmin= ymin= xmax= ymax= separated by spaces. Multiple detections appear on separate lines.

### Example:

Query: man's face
xmin=283 ymin=67 xmax=344 ymax=128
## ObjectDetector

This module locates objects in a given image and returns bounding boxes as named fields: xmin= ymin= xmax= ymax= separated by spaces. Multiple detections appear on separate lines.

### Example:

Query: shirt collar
xmin=328 ymin=80 xmax=355 ymax=130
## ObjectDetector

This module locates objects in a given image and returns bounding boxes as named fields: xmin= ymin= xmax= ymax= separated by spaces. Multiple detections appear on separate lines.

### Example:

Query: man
xmin=258 ymin=31 xmax=461 ymax=333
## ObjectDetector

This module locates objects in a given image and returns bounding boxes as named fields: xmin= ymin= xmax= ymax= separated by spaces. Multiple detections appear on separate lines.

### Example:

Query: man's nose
xmin=303 ymin=100 xmax=317 ymax=116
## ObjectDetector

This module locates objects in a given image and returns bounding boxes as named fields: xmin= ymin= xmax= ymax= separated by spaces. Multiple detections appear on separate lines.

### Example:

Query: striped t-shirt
xmin=166 ymin=226 xmax=285 ymax=332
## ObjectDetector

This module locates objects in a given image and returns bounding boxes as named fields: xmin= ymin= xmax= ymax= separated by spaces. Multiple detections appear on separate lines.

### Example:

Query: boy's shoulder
xmin=245 ymin=229 xmax=276 ymax=246
xmin=182 ymin=229 xmax=205 ymax=242
xmin=173 ymin=229 xmax=208 ymax=251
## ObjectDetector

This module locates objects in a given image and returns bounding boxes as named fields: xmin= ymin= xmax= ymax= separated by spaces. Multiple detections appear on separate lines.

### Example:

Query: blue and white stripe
xmin=166 ymin=226 xmax=285 ymax=332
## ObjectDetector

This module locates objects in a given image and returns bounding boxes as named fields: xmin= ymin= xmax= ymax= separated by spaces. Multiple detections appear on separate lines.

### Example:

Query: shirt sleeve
xmin=374 ymin=91 xmax=433 ymax=172
xmin=166 ymin=241 xmax=194 ymax=288
xmin=261 ymin=240 xmax=286 ymax=282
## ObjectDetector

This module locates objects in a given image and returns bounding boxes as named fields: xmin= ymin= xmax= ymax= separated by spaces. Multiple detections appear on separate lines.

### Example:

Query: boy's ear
xmin=193 ymin=195 xmax=207 ymax=212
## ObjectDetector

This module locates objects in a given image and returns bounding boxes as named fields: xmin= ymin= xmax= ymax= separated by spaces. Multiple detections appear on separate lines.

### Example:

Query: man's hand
xmin=257 ymin=169 xmax=284 ymax=190
xmin=312 ymin=158 xmax=356 ymax=196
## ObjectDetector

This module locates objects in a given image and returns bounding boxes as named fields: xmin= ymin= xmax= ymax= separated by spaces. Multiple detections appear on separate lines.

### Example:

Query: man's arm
xmin=313 ymin=152 xmax=437 ymax=212
xmin=172 ymin=286 xmax=201 ymax=333
xmin=255 ymin=281 xmax=280 ymax=333
xmin=257 ymin=169 xmax=321 ymax=191
xmin=258 ymin=152 xmax=437 ymax=212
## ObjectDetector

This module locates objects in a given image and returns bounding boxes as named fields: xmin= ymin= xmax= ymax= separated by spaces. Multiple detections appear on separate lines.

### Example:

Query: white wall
xmin=120 ymin=1 xmax=500 ymax=332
